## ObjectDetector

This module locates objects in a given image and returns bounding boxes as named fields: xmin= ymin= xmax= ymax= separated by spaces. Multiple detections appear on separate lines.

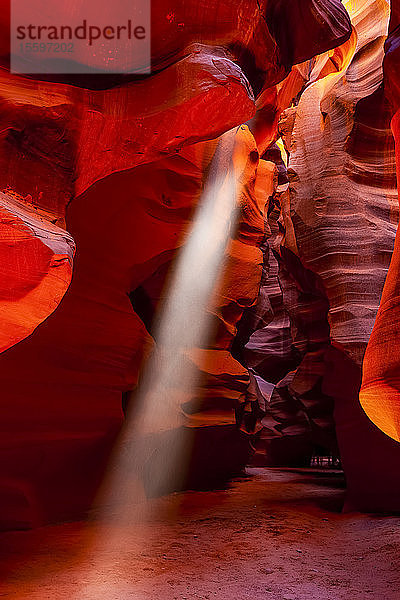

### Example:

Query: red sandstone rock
xmin=0 ymin=125 xmax=275 ymax=527
xmin=360 ymin=109 xmax=400 ymax=444
xmin=237 ymin=0 xmax=400 ymax=510
xmin=359 ymin=1 xmax=400 ymax=446
xmin=0 ymin=192 xmax=74 ymax=353
xmin=0 ymin=0 xmax=356 ymax=527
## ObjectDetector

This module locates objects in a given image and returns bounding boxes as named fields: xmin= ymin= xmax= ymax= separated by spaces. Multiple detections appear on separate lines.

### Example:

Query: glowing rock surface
xmin=359 ymin=0 xmax=400 ymax=448
xmin=0 ymin=192 xmax=74 ymax=352
xmin=237 ymin=0 xmax=400 ymax=509
xmin=2 ymin=0 xmax=384 ymax=527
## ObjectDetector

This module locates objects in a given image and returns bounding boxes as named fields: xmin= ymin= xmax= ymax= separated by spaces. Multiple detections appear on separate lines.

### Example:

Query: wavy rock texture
xmin=357 ymin=0 xmax=400 ymax=509
xmin=0 ymin=124 xmax=275 ymax=528
xmin=0 ymin=130 xmax=257 ymax=525
xmin=235 ymin=0 xmax=400 ymax=509
xmin=360 ymin=110 xmax=400 ymax=444
xmin=0 ymin=1 xmax=357 ymax=528
xmin=0 ymin=192 xmax=74 ymax=352
xmin=360 ymin=0 xmax=400 ymax=438
xmin=0 ymin=46 xmax=256 ymax=201
xmin=0 ymin=0 xmax=351 ymax=90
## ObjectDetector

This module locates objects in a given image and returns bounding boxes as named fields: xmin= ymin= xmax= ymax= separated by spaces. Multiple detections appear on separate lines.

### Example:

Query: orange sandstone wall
xmin=236 ymin=0 xmax=400 ymax=510
xmin=356 ymin=0 xmax=400 ymax=509
xmin=0 ymin=1 xmax=354 ymax=528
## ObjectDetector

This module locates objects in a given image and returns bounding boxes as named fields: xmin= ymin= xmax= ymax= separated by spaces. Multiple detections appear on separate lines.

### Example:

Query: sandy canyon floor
xmin=1 ymin=468 xmax=399 ymax=599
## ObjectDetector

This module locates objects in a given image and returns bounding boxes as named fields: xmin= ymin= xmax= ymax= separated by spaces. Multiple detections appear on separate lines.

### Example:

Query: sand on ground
xmin=1 ymin=468 xmax=399 ymax=600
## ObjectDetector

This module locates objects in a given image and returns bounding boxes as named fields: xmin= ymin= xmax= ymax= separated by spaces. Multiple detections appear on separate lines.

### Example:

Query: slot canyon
xmin=1 ymin=1 xmax=400 ymax=598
